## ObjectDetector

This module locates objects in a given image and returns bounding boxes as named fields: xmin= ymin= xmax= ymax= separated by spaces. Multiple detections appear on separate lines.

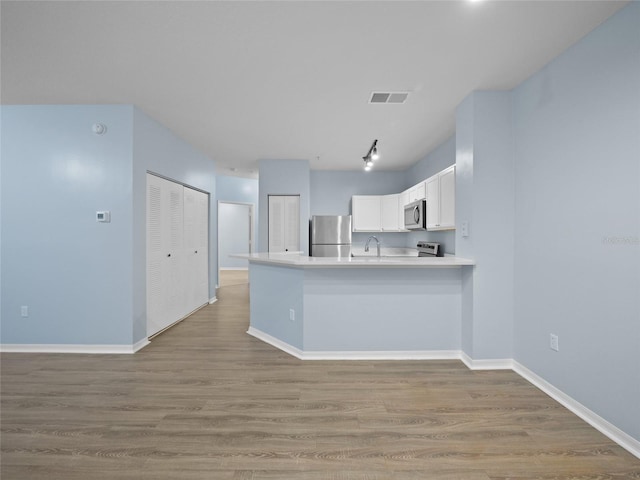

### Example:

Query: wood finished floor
xmin=2 ymin=281 xmax=639 ymax=479
xmin=219 ymin=269 xmax=249 ymax=287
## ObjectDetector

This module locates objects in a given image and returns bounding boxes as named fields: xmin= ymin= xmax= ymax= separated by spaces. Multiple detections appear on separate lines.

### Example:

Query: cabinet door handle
xmin=195 ymin=250 xmax=198 ymax=254
xmin=167 ymin=253 xmax=171 ymax=257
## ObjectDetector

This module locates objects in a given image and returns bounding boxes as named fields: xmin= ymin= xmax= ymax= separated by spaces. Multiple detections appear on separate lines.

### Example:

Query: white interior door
xmin=268 ymin=195 xmax=300 ymax=253
xmin=184 ymin=186 xmax=209 ymax=314
xmin=147 ymin=174 xmax=208 ymax=338
xmin=147 ymin=174 xmax=184 ymax=336
xmin=284 ymin=195 xmax=300 ymax=252
xmin=146 ymin=175 xmax=169 ymax=337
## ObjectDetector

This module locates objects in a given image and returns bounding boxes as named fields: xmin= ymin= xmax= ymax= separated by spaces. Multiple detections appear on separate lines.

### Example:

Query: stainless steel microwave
xmin=404 ymin=199 xmax=426 ymax=230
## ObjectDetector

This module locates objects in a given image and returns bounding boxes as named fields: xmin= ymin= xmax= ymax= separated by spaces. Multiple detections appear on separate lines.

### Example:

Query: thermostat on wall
xmin=96 ymin=211 xmax=111 ymax=223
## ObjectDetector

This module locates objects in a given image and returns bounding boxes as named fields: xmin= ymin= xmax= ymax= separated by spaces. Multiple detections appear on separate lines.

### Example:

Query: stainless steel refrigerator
xmin=310 ymin=215 xmax=352 ymax=257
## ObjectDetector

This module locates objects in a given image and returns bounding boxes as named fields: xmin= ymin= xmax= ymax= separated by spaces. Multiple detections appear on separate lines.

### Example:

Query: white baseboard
xmin=512 ymin=360 xmax=640 ymax=459
xmin=133 ymin=338 xmax=150 ymax=352
xmin=220 ymin=267 xmax=249 ymax=271
xmin=247 ymin=327 xmax=305 ymax=359
xmin=460 ymin=352 xmax=513 ymax=370
xmin=245 ymin=329 xmax=640 ymax=459
xmin=247 ymin=327 xmax=461 ymax=361
xmin=209 ymin=296 xmax=218 ymax=304
xmin=302 ymin=350 xmax=461 ymax=361
xmin=1 ymin=340 xmax=149 ymax=354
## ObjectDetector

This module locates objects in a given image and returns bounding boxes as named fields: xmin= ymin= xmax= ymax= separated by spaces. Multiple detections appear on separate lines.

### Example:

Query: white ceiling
xmin=1 ymin=1 xmax=628 ymax=176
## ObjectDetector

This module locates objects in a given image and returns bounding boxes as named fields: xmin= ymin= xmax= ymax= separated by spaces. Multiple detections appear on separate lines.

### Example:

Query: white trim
xmin=220 ymin=267 xmax=249 ymax=271
xmin=247 ymin=327 xmax=304 ymax=359
xmin=247 ymin=328 xmax=461 ymax=361
xmin=302 ymin=350 xmax=461 ymax=361
xmin=513 ymin=361 xmax=640 ymax=459
xmin=244 ymin=330 xmax=640 ymax=459
xmin=209 ymin=296 xmax=218 ymax=304
xmin=1 ymin=342 xmax=148 ymax=354
xmin=133 ymin=338 xmax=150 ymax=352
xmin=460 ymin=352 xmax=513 ymax=370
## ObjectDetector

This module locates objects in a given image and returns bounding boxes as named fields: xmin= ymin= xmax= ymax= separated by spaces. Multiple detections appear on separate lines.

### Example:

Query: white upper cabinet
xmin=352 ymin=195 xmax=382 ymax=232
xmin=381 ymin=194 xmax=400 ymax=232
xmin=425 ymin=165 xmax=455 ymax=231
xmin=408 ymin=181 xmax=426 ymax=202
xmin=426 ymin=174 xmax=440 ymax=229
xmin=438 ymin=165 xmax=456 ymax=229
xmin=398 ymin=190 xmax=410 ymax=231
xmin=352 ymin=165 xmax=455 ymax=233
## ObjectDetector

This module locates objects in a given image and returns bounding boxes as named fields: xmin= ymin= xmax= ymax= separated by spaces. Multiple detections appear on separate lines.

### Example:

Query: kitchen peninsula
xmin=235 ymin=253 xmax=474 ymax=359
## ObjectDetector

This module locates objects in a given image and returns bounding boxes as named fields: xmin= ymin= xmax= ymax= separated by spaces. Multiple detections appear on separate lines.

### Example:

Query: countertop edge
xmin=230 ymin=253 xmax=475 ymax=268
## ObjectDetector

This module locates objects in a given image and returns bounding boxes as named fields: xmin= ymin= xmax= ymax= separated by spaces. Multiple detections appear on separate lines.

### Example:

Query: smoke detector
xmin=369 ymin=92 xmax=409 ymax=104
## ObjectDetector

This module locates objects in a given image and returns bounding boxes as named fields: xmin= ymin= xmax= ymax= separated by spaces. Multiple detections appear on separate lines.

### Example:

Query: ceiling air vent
xmin=369 ymin=91 xmax=409 ymax=104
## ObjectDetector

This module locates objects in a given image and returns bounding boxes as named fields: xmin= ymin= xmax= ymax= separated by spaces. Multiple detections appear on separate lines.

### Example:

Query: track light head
xmin=361 ymin=139 xmax=380 ymax=171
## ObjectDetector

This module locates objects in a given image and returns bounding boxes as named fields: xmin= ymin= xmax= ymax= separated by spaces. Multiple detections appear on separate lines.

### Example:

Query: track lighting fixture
xmin=362 ymin=139 xmax=379 ymax=171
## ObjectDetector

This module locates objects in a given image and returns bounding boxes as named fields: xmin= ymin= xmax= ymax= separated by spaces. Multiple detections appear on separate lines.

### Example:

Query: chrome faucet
xmin=364 ymin=236 xmax=381 ymax=257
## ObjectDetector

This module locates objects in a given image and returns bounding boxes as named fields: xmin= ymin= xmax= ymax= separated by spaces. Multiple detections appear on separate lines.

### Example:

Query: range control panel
xmin=417 ymin=241 xmax=442 ymax=257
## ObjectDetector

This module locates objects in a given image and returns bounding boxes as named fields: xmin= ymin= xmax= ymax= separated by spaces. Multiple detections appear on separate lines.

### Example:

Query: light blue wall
xmin=310 ymin=170 xmax=408 ymax=248
xmin=0 ymin=105 xmax=216 ymax=346
xmin=512 ymin=3 xmax=640 ymax=440
xmin=455 ymin=91 xmax=515 ymax=361
xmin=249 ymin=263 xmax=304 ymax=349
xmin=310 ymin=170 xmax=406 ymax=215
xmin=217 ymin=175 xmax=259 ymax=253
xmin=405 ymin=136 xmax=457 ymax=254
xmin=405 ymin=135 xmax=456 ymax=185
xmin=258 ymin=159 xmax=310 ymax=254
xmin=303 ymin=267 xmax=461 ymax=351
xmin=218 ymin=203 xmax=251 ymax=269
xmin=1 ymin=105 xmax=135 ymax=344
xmin=132 ymin=107 xmax=217 ymax=342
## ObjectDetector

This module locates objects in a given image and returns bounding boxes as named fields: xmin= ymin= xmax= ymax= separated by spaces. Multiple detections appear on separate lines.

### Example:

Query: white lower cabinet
xmin=146 ymin=174 xmax=209 ymax=338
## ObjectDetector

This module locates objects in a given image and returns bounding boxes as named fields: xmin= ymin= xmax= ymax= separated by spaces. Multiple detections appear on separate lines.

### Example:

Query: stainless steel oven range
xmin=417 ymin=241 xmax=443 ymax=257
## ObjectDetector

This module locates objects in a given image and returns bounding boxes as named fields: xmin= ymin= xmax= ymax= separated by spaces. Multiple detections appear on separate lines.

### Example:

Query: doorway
xmin=217 ymin=201 xmax=254 ymax=286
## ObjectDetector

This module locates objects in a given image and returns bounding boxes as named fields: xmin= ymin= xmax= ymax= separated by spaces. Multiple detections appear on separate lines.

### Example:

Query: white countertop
xmin=231 ymin=252 xmax=475 ymax=268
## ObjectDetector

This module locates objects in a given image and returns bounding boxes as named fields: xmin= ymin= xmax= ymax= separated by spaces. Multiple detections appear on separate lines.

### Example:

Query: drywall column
xmin=456 ymin=91 xmax=515 ymax=361
xmin=258 ymin=160 xmax=311 ymax=255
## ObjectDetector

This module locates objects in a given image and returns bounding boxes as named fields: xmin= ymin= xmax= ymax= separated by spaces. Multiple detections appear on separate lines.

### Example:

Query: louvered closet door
xmin=283 ymin=195 xmax=300 ymax=252
xmin=147 ymin=174 xmax=174 ymax=336
xmin=184 ymin=186 xmax=209 ymax=314
xmin=268 ymin=195 xmax=300 ymax=253
xmin=146 ymin=174 xmax=187 ymax=337
xmin=268 ymin=196 xmax=285 ymax=252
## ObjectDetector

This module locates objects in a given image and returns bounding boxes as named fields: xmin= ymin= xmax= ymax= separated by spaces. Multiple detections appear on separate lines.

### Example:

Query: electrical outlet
xmin=21 ymin=306 xmax=29 ymax=317
xmin=289 ymin=308 xmax=295 ymax=322
xmin=550 ymin=333 xmax=559 ymax=352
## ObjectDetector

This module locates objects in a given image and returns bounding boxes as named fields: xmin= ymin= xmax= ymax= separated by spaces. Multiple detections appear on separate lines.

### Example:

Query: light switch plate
xmin=461 ymin=221 xmax=469 ymax=237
